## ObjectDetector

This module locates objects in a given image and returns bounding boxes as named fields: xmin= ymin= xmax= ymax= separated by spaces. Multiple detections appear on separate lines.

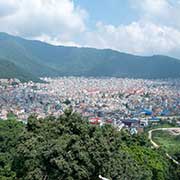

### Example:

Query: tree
xmin=12 ymin=111 xmax=148 ymax=179
xmin=0 ymin=119 xmax=24 ymax=179
xmin=0 ymin=111 xmax=178 ymax=179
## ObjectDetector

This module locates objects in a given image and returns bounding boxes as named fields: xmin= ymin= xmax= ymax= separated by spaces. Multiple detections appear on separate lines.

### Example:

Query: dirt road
xmin=148 ymin=128 xmax=180 ymax=165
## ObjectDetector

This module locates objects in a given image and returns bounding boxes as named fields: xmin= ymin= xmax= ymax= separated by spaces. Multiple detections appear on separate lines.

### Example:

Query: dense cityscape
xmin=1 ymin=77 xmax=180 ymax=134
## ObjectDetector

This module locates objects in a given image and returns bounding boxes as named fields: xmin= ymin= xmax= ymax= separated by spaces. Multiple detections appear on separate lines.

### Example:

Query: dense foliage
xmin=0 ymin=110 xmax=179 ymax=180
xmin=1 ymin=32 xmax=180 ymax=81
xmin=0 ymin=58 xmax=39 ymax=82
xmin=0 ymin=119 xmax=24 ymax=179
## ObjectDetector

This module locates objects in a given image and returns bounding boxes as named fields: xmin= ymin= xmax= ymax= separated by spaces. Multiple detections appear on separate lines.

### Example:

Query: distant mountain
xmin=0 ymin=58 xmax=40 ymax=82
xmin=0 ymin=32 xmax=180 ymax=81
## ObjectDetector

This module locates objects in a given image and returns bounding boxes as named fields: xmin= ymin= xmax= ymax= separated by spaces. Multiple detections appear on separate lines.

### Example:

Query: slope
xmin=0 ymin=58 xmax=40 ymax=82
xmin=0 ymin=32 xmax=180 ymax=80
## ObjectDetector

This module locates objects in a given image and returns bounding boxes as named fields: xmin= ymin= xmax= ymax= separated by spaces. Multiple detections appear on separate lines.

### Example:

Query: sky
xmin=0 ymin=0 xmax=180 ymax=58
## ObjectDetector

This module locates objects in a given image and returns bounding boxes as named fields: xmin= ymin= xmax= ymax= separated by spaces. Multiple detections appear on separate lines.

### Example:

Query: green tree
xmin=0 ymin=110 xmax=178 ymax=180
xmin=0 ymin=119 xmax=24 ymax=179
xmin=12 ymin=111 xmax=148 ymax=179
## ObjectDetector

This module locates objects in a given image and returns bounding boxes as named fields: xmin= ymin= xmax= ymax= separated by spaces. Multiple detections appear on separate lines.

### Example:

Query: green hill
xmin=0 ymin=32 xmax=180 ymax=81
xmin=0 ymin=111 xmax=179 ymax=179
xmin=0 ymin=58 xmax=40 ymax=82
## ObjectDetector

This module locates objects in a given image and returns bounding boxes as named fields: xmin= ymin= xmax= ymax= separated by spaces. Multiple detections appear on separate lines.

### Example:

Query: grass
xmin=144 ymin=119 xmax=179 ymax=132
xmin=152 ymin=130 xmax=180 ymax=157
xmin=144 ymin=123 xmax=174 ymax=132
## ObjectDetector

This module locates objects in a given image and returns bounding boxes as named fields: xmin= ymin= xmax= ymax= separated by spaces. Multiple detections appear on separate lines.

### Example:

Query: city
xmin=1 ymin=77 xmax=180 ymax=134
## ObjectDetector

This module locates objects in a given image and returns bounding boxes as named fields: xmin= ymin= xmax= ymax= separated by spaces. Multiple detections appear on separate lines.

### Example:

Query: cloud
xmin=83 ymin=0 xmax=180 ymax=58
xmin=132 ymin=0 xmax=180 ymax=29
xmin=0 ymin=0 xmax=18 ymax=17
xmin=0 ymin=0 xmax=87 ymax=44
xmin=133 ymin=0 xmax=171 ymax=16
xmin=35 ymin=34 xmax=81 ymax=47
xmin=84 ymin=21 xmax=180 ymax=56
xmin=0 ymin=0 xmax=180 ymax=58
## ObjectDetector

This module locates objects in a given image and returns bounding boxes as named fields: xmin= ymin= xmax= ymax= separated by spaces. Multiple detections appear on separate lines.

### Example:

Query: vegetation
xmin=0 ymin=110 xmax=179 ymax=179
xmin=152 ymin=130 xmax=180 ymax=159
xmin=1 ymin=32 xmax=180 ymax=81
xmin=0 ymin=58 xmax=40 ymax=82
xmin=0 ymin=119 xmax=24 ymax=179
xmin=144 ymin=119 xmax=178 ymax=132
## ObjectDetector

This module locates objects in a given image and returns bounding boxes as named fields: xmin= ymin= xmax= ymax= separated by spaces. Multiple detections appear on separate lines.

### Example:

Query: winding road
xmin=148 ymin=128 xmax=180 ymax=165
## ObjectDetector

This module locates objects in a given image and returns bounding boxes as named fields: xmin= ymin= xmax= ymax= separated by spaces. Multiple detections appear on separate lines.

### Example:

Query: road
xmin=148 ymin=128 xmax=180 ymax=165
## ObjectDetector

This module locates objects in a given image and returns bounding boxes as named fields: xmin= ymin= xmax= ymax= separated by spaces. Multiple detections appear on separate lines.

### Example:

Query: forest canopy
xmin=0 ymin=110 xmax=179 ymax=180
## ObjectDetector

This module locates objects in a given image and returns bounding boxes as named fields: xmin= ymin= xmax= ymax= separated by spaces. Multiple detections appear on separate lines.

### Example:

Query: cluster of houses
xmin=0 ymin=77 xmax=180 ymax=133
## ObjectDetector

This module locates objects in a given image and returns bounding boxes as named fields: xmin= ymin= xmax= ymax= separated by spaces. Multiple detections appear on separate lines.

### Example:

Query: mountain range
xmin=0 ymin=32 xmax=180 ymax=81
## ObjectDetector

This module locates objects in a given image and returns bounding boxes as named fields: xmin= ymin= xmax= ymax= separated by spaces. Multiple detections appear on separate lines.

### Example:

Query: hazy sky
xmin=0 ymin=0 xmax=180 ymax=58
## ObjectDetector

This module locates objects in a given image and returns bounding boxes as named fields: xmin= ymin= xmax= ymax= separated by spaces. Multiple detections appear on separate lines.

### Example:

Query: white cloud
xmin=132 ymin=0 xmax=180 ymax=29
xmin=35 ymin=34 xmax=81 ymax=47
xmin=85 ymin=21 xmax=180 ymax=56
xmin=0 ymin=0 xmax=87 ymax=44
xmin=83 ymin=0 xmax=180 ymax=58
xmin=0 ymin=0 xmax=18 ymax=17
xmin=133 ymin=0 xmax=171 ymax=16
xmin=0 ymin=0 xmax=180 ymax=58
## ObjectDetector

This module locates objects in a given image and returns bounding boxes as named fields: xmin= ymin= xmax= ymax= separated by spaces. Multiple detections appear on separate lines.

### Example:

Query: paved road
xmin=148 ymin=128 xmax=180 ymax=165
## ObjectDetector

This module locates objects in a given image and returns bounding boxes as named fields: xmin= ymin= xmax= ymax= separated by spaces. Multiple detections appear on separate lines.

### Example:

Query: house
xmin=89 ymin=117 xmax=102 ymax=125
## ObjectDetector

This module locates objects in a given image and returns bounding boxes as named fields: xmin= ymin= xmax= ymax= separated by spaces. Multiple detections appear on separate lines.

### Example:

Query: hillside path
xmin=148 ymin=128 xmax=180 ymax=165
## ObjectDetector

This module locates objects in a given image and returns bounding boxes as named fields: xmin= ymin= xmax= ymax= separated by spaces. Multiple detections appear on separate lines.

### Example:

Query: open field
xmin=152 ymin=130 xmax=180 ymax=157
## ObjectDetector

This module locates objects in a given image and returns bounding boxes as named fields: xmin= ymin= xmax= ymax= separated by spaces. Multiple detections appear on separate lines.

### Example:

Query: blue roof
xmin=160 ymin=110 xmax=170 ymax=116
xmin=149 ymin=117 xmax=160 ymax=121
xmin=142 ymin=109 xmax=152 ymax=115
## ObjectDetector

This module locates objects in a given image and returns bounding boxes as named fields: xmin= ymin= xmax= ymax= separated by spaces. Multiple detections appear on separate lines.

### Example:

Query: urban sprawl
xmin=0 ymin=77 xmax=180 ymax=134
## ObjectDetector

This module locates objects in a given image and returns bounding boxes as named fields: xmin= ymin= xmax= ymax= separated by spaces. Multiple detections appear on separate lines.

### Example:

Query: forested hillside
xmin=0 ymin=58 xmax=39 ymax=82
xmin=0 ymin=110 xmax=179 ymax=180
xmin=0 ymin=32 xmax=180 ymax=81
